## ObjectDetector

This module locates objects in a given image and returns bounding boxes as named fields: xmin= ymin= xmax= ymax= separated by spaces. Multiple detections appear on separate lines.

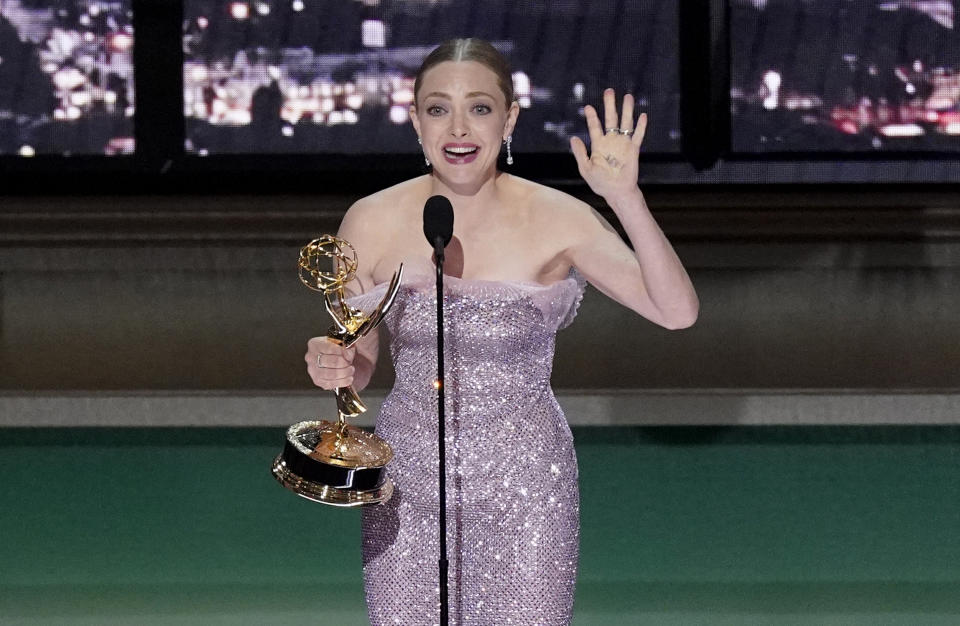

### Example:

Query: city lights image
xmin=0 ymin=0 xmax=134 ymax=155
xmin=731 ymin=0 xmax=960 ymax=152
xmin=181 ymin=0 xmax=681 ymax=155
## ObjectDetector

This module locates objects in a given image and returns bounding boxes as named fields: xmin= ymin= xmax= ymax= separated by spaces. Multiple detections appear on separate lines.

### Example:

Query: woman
xmin=306 ymin=38 xmax=698 ymax=626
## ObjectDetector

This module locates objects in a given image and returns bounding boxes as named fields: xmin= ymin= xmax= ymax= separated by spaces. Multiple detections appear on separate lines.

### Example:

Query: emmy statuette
xmin=271 ymin=235 xmax=403 ymax=507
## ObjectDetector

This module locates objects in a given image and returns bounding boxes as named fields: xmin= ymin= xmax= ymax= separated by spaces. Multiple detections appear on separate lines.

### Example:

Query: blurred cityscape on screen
xmin=731 ymin=0 xmax=960 ymax=152
xmin=0 ymin=0 xmax=134 ymax=156
xmin=182 ymin=0 xmax=681 ymax=155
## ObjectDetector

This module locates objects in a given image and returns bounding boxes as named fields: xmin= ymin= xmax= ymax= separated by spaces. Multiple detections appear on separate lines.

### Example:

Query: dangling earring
xmin=505 ymin=135 xmax=514 ymax=165
xmin=418 ymin=137 xmax=430 ymax=167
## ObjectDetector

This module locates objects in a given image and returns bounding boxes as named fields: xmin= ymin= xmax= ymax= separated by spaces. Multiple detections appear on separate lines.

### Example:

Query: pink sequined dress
xmin=351 ymin=271 xmax=585 ymax=626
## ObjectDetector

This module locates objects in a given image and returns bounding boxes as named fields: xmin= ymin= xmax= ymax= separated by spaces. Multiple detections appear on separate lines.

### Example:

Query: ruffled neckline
xmin=350 ymin=267 xmax=586 ymax=331
xmin=372 ymin=267 xmax=584 ymax=292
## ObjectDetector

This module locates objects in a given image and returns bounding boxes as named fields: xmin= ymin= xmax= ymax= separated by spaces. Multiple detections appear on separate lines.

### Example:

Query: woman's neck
xmin=428 ymin=170 xmax=508 ymax=218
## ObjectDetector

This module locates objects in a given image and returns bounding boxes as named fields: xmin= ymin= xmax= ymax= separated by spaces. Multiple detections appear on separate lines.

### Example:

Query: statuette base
xmin=272 ymin=456 xmax=394 ymax=507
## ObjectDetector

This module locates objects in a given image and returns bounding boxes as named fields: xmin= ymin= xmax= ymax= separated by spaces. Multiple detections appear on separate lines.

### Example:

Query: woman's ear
xmin=409 ymin=104 xmax=421 ymax=137
xmin=503 ymin=100 xmax=520 ymax=140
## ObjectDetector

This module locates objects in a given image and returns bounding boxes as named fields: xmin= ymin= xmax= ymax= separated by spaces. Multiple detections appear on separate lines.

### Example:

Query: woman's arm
xmin=340 ymin=198 xmax=385 ymax=389
xmin=566 ymin=89 xmax=699 ymax=330
xmin=348 ymin=331 xmax=380 ymax=392
xmin=305 ymin=198 xmax=385 ymax=391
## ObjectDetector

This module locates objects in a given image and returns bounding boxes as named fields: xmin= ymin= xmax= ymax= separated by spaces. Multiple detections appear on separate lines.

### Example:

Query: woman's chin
xmin=437 ymin=174 xmax=491 ymax=193
xmin=434 ymin=159 xmax=496 ymax=184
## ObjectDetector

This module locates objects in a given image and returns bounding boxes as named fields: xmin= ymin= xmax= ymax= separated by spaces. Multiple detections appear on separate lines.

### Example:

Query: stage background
xmin=2 ymin=1 xmax=960 ymax=624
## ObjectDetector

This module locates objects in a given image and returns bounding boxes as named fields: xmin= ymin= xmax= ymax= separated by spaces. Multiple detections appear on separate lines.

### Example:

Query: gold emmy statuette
xmin=271 ymin=235 xmax=403 ymax=507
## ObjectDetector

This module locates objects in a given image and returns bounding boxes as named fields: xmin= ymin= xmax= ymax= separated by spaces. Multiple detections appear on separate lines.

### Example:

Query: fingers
xmin=597 ymin=88 xmax=644 ymax=138
xmin=307 ymin=336 xmax=355 ymax=360
xmin=587 ymin=90 xmax=648 ymax=151
xmin=314 ymin=351 xmax=353 ymax=368
xmin=632 ymin=112 xmax=648 ymax=148
xmin=308 ymin=359 xmax=356 ymax=389
xmin=305 ymin=337 xmax=356 ymax=389
xmin=583 ymin=104 xmax=603 ymax=143
xmin=620 ymin=93 xmax=635 ymax=133
xmin=603 ymin=88 xmax=618 ymax=133
xmin=569 ymin=136 xmax=590 ymax=176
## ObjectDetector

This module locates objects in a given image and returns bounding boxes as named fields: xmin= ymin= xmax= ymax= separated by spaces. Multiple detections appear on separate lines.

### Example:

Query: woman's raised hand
xmin=305 ymin=337 xmax=356 ymax=390
xmin=570 ymin=88 xmax=647 ymax=204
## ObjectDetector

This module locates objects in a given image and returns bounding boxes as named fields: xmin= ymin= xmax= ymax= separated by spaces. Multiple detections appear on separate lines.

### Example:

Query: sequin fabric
xmin=348 ymin=270 xmax=585 ymax=626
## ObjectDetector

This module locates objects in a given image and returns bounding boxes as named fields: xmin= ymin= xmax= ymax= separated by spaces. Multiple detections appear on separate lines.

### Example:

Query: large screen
xmin=730 ymin=0 xmax=960 ymax=153
xmin=182 ymin=0 xmax=681 ymax=155
xmin=0 ymin=0 xmax=135 ymax=156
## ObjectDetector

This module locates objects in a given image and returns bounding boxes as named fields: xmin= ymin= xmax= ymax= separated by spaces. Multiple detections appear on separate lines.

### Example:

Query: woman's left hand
xmin=570 ymin=88 xmax=647 ymax=205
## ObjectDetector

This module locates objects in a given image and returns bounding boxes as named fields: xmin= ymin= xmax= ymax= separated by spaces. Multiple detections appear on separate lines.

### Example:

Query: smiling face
xmin=410 ymin=60 xmax=519 ymax=193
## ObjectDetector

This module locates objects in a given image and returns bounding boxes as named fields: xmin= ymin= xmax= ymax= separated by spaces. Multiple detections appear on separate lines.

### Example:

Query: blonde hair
xmin=414 ymin=38 xmax=515 ymax=108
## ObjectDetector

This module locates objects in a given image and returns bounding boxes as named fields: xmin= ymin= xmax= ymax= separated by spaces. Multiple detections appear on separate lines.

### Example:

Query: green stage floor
xmin=2 ymin=426 xmax=959 ymax=625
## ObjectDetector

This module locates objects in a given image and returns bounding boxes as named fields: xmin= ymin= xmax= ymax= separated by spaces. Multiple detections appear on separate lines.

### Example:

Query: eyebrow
xmin=422 ymin=91 xmax=497 ymax=100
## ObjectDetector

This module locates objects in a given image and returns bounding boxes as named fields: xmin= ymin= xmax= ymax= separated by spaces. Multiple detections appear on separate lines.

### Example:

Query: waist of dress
xmin=384 ymin=377 xmax=556 ymax=417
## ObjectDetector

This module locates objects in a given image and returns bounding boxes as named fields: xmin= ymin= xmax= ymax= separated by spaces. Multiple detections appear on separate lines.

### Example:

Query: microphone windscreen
xmin=423 ymin=195 xmax=454 ymax=249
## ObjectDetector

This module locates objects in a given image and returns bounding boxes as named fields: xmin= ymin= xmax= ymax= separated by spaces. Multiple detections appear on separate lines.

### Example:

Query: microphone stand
xmin=433 ymin=241 xmax=449 ymax=626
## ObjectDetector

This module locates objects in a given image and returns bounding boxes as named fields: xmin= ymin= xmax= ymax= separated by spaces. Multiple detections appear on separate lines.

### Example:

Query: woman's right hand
xmin=305 ymin=337 xmax=357 ymax=390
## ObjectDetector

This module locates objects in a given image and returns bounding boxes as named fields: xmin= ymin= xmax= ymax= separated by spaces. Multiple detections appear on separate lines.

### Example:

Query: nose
xmin=449 ymin=108 xmax=468 ymax=137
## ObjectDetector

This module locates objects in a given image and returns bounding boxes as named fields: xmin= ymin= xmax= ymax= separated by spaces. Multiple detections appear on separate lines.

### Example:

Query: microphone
xmin=423 ymin=195 xmax=454 ymax=260
xmin=422 ymin=193 xmax=454 ymax=625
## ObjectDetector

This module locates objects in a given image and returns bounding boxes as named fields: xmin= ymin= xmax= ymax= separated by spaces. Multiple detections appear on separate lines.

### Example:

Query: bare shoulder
xmin=506 ymin=175 xmax=601 ymax=235
xmin=338 ymin=176 xmax=428 ymax=290
xmin=339 ymin=176 xmax=432 ymax=254
xmin=340 ymin=176 xmax=427 ymax=239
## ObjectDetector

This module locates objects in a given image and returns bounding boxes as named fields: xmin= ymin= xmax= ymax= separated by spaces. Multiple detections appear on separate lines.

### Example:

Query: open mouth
xmin=443 ymin=144 xmax=479 ymax=162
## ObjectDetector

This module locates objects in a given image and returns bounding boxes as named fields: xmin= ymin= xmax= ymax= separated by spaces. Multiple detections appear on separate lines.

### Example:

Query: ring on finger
xmin=618 ymin=128 xmax=633 ymax=136
xmin=605 ymin=128 xmax=619 ymax=135
xmin=316 ymin=355 xmax=324 ymax=368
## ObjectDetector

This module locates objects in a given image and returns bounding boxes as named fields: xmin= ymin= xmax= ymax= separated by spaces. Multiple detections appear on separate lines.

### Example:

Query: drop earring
xmin=505 ymin=135 xmax=514 ymax=165
xmin=418 ymin=137 xmax=430 ymax=167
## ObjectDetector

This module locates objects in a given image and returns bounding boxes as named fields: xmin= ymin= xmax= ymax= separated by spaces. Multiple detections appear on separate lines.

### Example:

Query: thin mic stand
xmin=433 ymin=241 xmax=450 ymax=626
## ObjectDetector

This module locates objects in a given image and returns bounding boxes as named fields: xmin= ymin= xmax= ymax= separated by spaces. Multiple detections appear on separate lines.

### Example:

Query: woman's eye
xmin=473 ymin=104 xmax=491 ymax=114
xmin=427 ymin=105 xmax=445 ymax=116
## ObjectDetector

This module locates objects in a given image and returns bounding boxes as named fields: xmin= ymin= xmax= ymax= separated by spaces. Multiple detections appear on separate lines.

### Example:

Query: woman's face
xmin=411 ymin=60 xmax=519 ymax=190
